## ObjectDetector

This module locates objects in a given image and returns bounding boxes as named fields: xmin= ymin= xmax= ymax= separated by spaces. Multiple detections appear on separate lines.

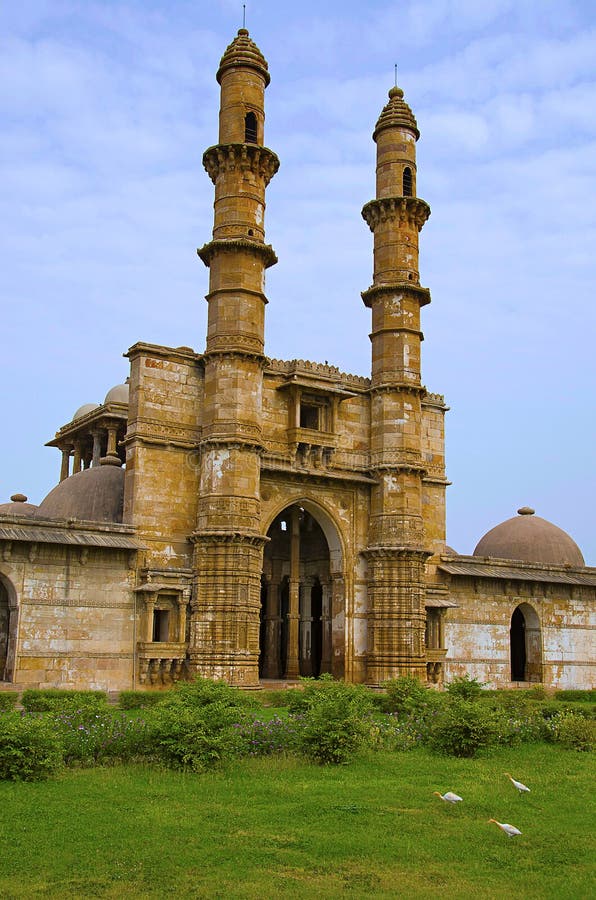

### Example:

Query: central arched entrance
xmin=510 ymin=603 xmax=542 ymax=683
xmin=260 ymin=503 xmax=343 ymax=680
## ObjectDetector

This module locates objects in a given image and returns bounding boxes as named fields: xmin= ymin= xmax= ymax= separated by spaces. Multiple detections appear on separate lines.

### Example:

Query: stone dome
xmin=36 ymin=465 xmax=124 ymax=524
xmin=217 ymin=28 xmax=270 ymax=86
xmin=104 ymin=382 xmax=129 ymax=405
xmin=0 ymin=494 xmax=38 ymax=517
xmin=373 ymin=86 xmax=420 ymax=141
xmin=72 ymin=402 xmax=100 ymax=421
xmin=473 ymin=507 xmax=584 ymax=567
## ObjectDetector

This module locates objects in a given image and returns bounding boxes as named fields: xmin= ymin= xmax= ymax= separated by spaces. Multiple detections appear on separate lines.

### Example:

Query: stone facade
xmin=0 ymin=29 xmax=594 ymax=693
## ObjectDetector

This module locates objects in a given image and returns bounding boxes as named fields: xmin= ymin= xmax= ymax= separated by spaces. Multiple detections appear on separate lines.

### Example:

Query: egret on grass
xmin=489 ymin=819 xmax=522 ymax=837
xmin=433 ymin=791 xmax=463 ymax=804
xmin=505 ymin=773 xmax=530 ymax=794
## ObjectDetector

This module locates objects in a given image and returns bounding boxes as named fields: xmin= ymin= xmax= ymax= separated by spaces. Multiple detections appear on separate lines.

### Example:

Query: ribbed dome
xmin=36 ymin=465 xmax=124 ymax=524
xmin=72 ymin=402 xmax=100 ymax=421
xmin=217 ymin=28 xmax=270 ymax=86
xmin=373 ymin=86 xmax=419 ymax=141
xmin=0 ymin=494 xmax=38 ymax=517
xmin=473 ymin=508 xmax=584 ymax=567
xmin=104 ymin=382 xmax=129 ymax=405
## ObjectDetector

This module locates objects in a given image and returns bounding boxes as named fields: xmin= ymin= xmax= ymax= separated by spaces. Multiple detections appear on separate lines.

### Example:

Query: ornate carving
xmin=198 ymin=237 xmax=277 ymax=269
xmin=361 ymin=196 xmax=430 ymax=232
xmin=202 ymin=144 xmax=280 ymax=186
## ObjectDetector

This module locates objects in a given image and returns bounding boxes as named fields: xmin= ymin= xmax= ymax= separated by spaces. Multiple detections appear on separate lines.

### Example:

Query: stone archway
xmin=260 ymin=502 xmax=344 ymax=680
xmin=0 ymin=575 xmax=18 ymax=682
xmin=510 ymin=603 xmax=542 ymax=683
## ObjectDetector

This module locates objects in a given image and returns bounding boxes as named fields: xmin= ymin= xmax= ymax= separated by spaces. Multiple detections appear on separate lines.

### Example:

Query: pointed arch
xmin=510 ymin=603 xmax=542 ymax=683
xmin=0 ymin=573 xmax=18 ymax=683
xmin=260 ymin=499 xmax=346 ymax=680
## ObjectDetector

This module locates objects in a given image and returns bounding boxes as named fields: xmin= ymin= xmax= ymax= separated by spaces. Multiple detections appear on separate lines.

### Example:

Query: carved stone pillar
xmin=285 ymin=508 xmax=301 ymax=678
xmin=145 ymin=597 xmax=156 ymax=642
xmin=299 ymin=578 xmax=314 ymax=676
xmin=60 ymin=448 xmax=71 ymax=482
xmin=320 ymin=578 xmax=332 ymax=674
xmin=72 ymin=442 xmax=82 ymax=474
xmin=92 ymin=431 xmax=102 ymax=467
xmin=262 ymin=577 xmax=281 ymax=679
xmin=177 ymin=595 xmax=188 ymax=643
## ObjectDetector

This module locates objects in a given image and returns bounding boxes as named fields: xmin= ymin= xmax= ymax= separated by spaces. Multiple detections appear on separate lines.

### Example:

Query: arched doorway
xmin=0 ymin=576 xmax=17 ymax=682
xmin=260 ymin=503 xmax=343 ymax=680
xmin=510 ymin=603 xmax=542 ymax=683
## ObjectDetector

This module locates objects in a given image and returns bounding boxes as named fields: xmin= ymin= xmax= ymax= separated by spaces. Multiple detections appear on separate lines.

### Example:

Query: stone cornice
xmin=197 ymin=238 xmax=278 ymax=269
xmin=203 ymin=341 xmax=266 ymax=362
xmin=363 ymin=546 xmax=433 ymax=560
xmin=361 ymin=281 xmax=431 ymax=309
xmin=361 ymin=196 xmax=430 ymax=232
xmin=368 ymin=381 xmax=425 ymax=396
xmin=266 ymin=358 xmax=370 ymax=390
xmin=125 ymin=342 xmax=201 ymax=364
xmin=370 ymin=463 xmax=428 ymax=476
xmin=202 ymin=144 xmax=279 ymax=186
xmin=190 ymin=530 xmax=269 ymax=547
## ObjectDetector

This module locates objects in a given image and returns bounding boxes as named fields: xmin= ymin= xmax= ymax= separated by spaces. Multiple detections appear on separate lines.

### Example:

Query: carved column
xmin=262 ymin=576 xmax=281 ymax=679
xmin=60 ymin=448 xmax=71 ymax=482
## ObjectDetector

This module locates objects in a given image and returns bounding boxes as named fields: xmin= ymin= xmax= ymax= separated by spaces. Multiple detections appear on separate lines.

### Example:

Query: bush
xmin=21 ymin=689 xmax=108 ymax=712
xmin=290 ymin=677 xmax=375 ymax=765
xmin=118 ymin=690 xmax=166 ymax=710
xmin=555 ymin=689 xmax=596 ymax=703
xmin=446 ymin=674 xmax=486 ymax=701
xmin=52 ymin=708 xmax=150 ymax=765
xmin=158 ymin=677 xmax=256 ymax=713
xmin=381 ymin=676 xmax=435 ymax=716
xmin=428 ymin=698 xmax=501 ymax=758
xmin=147 ymin=701 xmax=248 ymax=771
xmin=0 ymin=692 xmax=18 ymax=711
xmin=0 ymin=712 xmax=63 ymax=781
xmin=545 ymin=711 xmax=595 ymax=752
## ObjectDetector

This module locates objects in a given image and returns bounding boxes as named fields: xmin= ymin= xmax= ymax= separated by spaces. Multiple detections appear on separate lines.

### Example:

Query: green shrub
xmin=21 ymin=689 xmax=108 ymax=712
xmin=290 ymin=678 xmax=375 ymax=765
xmin=381 ymin=676 xmax=435 ymax=716
xmin=428 ymin=698 xmax=501 ymax=758
xmin=0 ymin=692 xmax=18 ymax=711
xmin=0 ymin=712 xmax=63 ymax=781
xmin=158 ymin=676 xmax=256 ymax=713
xmin=118 ymin=690 xmax=166 ymax=710
xmin=51 ymin=708 xmax=150 ymax=765
xmin=546 ymin=711 xmax=595 ymax=752
xmin=554 ymin=689 xmax=596 ymax=703
xmin=446 ymin=674 xmax=486 ymax=701
xmin=147 ymin=700 xmax=248 ymax=771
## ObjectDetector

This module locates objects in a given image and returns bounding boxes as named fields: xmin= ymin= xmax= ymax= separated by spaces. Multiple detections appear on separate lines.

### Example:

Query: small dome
xmin=0 ymin=494 xmax=38 ymax=517
xmin=104 ymin=382 xmax=129 ymax=405
xmin=217 ymin=28 xmax=270 ymax=86
xmin=36 ymin=465 xmax=124 ymax=524
xmin=473 ymin=508 xmax=584 ymax=567
xmin=373 ymin=85 xmax=420 ymax=141
xmin=72 ymin=402 xmax=100 ymax=421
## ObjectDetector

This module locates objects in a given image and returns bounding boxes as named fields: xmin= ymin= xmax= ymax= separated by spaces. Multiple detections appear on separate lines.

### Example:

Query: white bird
xmin=489 ymin=818 xmax=522 ymax=837
xmin=433 ymin=791 xmax=463 ymax=804
xmin=505 ymin=772 xmax=530 ymax=794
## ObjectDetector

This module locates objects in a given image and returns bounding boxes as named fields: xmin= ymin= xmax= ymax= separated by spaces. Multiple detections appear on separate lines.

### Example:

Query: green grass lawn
xmin=0 ymin=744 xmax=593 ymax=899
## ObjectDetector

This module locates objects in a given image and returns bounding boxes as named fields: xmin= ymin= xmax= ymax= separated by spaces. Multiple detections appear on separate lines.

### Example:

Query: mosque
xmin=0 ymin=29 xmax=593 ymax=692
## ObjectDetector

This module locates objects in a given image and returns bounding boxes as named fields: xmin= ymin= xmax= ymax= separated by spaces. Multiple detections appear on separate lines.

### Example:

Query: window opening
xmin=245 ymin=111 xmax=257 ymax=143
xmin=403 ymin=166 xmax=413 ymax=197
xmin=153 ymin=609 xmax=170 ymax=643
xmin=300 ymin=404 xmax=320 ymax=430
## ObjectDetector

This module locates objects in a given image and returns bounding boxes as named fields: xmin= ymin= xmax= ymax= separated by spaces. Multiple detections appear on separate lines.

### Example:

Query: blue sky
xmin=1 ymin=0 xmax=595 ymax=563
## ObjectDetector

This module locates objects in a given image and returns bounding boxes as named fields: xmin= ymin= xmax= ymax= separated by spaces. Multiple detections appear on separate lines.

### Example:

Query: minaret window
xmin=245 ymin=111 xmax=258 ymax=143
xmin=403 ymin=166 xmax=413 ymax=197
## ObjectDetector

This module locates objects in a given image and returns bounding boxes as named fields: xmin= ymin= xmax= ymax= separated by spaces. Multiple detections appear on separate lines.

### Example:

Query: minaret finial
xmin=394 ymin=63 xmax=397 ymax=87
xmin=243 ymin=4 xmax=246 ymax=29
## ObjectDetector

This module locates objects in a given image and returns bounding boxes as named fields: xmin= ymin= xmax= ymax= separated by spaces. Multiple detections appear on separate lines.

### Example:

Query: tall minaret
xmin=190 ymin=29 xmax=279 ymax=685
xmin=361 ymin=84 xmax=432 ymax=683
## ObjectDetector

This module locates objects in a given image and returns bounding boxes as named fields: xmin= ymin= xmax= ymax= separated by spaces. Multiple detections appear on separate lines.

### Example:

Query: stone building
xmin=1 ymin=30 xmax=594 ymax=692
